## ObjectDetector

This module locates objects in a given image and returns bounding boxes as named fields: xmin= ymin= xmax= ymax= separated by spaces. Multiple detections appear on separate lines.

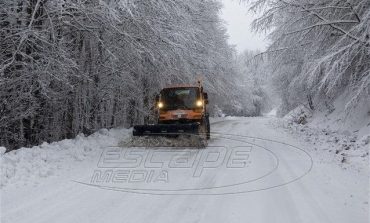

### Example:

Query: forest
xmin=1 ymin=0 xmax=369 ymax=150
xmin=0 ymin=0 xmax=254 ymax=149
xmin=249 ymin=0 xmax=369 ymax=116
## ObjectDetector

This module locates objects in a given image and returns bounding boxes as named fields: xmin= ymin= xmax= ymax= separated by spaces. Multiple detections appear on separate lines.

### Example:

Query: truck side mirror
xmin=155 ymin=94 xmax=160 ymax=102
xmin=203 ymin=93 xmax=208 ymax=104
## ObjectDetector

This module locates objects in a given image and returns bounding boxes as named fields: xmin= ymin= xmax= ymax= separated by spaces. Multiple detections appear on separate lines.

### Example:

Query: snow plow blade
xmin=133 ymin=123 xmax=200 ymax=136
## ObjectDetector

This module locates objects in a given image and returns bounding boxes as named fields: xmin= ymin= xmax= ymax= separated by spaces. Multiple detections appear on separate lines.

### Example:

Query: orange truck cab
xmin=133 ymin=82 xmax=210 ymax=139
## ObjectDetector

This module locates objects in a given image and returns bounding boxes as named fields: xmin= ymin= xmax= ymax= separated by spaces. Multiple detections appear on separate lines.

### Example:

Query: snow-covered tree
xmin=247 ymin=0 xmax=370 ymax=116
xmin=0 ymin=0 xmax=239 ymax=150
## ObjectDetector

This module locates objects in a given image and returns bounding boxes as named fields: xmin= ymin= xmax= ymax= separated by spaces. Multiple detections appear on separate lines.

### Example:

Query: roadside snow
xmin=264 ymin=108 xmax=278 ymax=117
xmin=270 ymin=105 xmax=369 ymax=172
xmin=0 ymin=147 xmax=6 ymax=155
xmin=0 ymin=128 xmax=131 ymax=188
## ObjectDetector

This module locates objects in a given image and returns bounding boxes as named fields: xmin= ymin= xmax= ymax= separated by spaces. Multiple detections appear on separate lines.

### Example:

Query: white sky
xmin=220 ymin=0 xmax=268 ymax=53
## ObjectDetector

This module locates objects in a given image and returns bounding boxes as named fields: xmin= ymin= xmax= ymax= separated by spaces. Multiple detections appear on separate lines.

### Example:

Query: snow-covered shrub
xmin=283 ymin=105 xmax=312 ymax=125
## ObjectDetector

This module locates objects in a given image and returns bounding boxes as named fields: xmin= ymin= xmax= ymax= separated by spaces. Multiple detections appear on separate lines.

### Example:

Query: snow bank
xmin=0 ymin=147 xmax=6 ymax=155
xmin=272 ymin=98 xmax=369 ymax=171
xmin=308 ymin=93 xmax=370 ymax=138
xmin=0 ymin=128 xmax=131 ymax=188
xmin=283 ymin=105 xmax=312 ymax=125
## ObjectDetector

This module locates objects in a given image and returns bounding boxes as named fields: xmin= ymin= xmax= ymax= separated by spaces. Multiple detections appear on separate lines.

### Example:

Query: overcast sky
xmin=220 ymin=0 xmax=268 ymax=53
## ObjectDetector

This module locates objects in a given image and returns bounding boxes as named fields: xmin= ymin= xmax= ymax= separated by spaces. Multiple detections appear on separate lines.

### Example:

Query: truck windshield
xmin=160 ymin=87 xmax=199 ymax=110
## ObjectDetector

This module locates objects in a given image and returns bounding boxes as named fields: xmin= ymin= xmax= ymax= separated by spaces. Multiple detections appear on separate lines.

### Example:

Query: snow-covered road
xmin=1 ymin=117 xmax=368 ymax=223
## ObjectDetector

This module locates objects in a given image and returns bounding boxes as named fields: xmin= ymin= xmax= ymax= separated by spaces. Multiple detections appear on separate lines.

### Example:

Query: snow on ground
xmin=1 ymin=128 xmax=131 ymax=188
xmin=270 ymin=102 xmax=369 ymax=172
xmin=1 ymin=117 xmax=369 ymax=223
xmin=271 ymin=119 xmax=369 ymax=171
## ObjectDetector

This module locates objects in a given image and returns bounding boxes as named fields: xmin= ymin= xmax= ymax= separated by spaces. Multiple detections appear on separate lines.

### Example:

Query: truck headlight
xmin=158 ymin=102 xmax=164 ymax=108
xmin=196 ymin=100 xmax=203 ymax=107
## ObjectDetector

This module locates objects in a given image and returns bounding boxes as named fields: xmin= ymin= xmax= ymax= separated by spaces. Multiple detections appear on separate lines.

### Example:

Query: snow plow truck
xmin=133 ymin=81 xmax=210 ymax=140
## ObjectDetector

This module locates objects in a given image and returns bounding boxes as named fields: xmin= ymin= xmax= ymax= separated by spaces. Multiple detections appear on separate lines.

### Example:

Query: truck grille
xmin=172 ymin=114 xmax=187 ymax=119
